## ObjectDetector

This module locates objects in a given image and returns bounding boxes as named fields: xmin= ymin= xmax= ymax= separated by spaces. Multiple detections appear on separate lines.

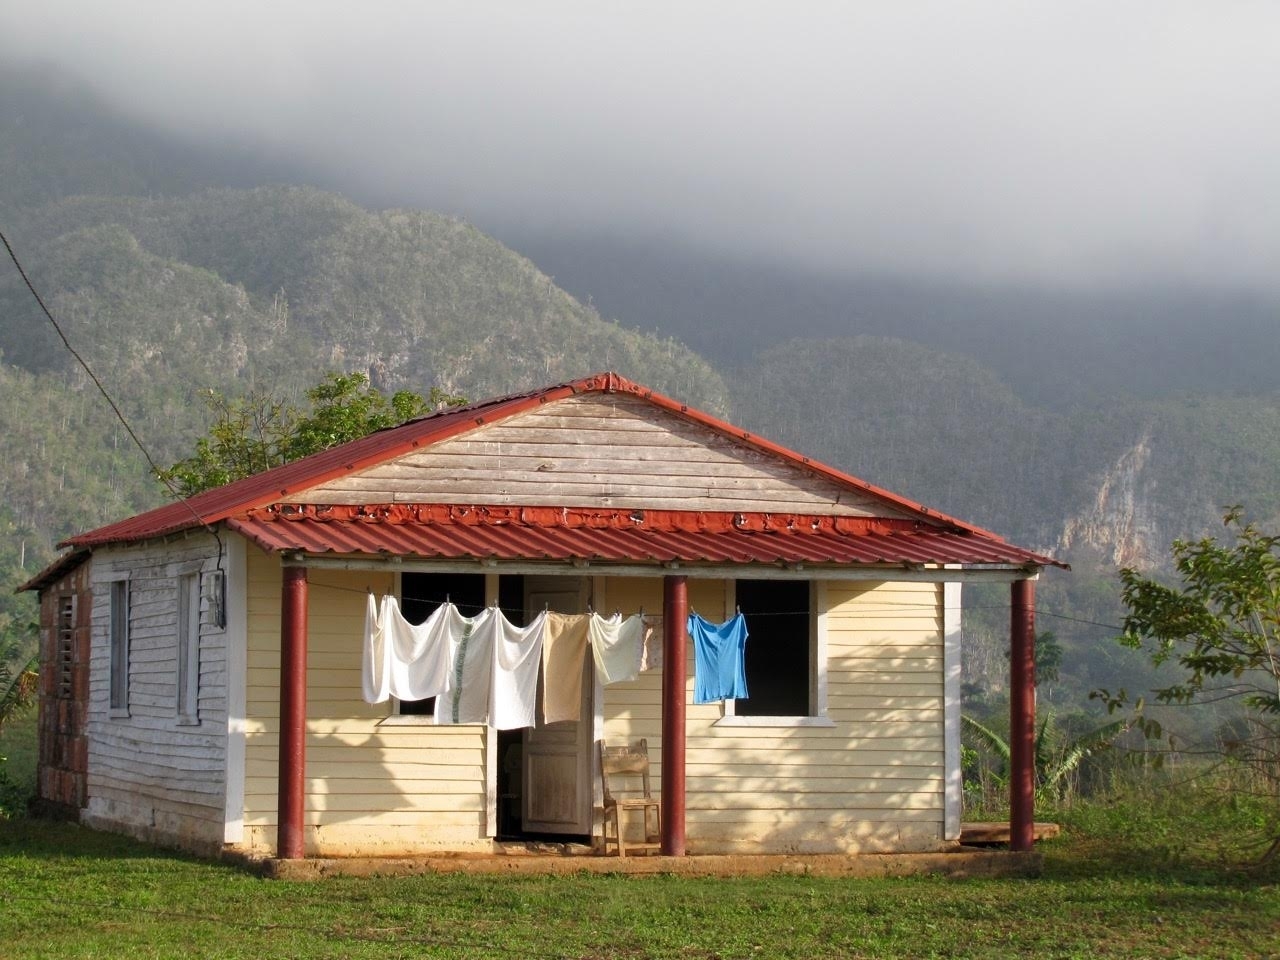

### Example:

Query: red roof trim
xmin=259 ymin=502 xmax=937 ymax=536
xmin=225 ymin=504 xmax=1064 ymax=569
xmin=60 ymin=372 xmax=1040 ymax=555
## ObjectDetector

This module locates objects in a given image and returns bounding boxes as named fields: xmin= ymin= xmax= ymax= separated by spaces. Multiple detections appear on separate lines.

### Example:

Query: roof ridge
xmin=59 ymin=371 xmax=1035 ymax=554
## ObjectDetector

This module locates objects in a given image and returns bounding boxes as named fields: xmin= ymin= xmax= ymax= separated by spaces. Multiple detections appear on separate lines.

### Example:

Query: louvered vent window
xmin=57 ymin=594 xmax=75 ymax=699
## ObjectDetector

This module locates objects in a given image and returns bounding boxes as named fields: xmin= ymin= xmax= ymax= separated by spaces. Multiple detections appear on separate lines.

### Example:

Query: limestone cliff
xmin=1057 ymin=433 xmax=1164 ymax=571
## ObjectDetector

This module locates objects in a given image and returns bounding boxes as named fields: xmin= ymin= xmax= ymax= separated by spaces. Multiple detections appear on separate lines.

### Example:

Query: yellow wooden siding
xmin=237 ymin=558 xmax=948 ymax=855
xmin=596 ymin=576 xmax=947 ymax=854
xmin=292 ymin=394 xmax=902 ymax=517
xmin=238 ymin=552 xmax=490 ymax=856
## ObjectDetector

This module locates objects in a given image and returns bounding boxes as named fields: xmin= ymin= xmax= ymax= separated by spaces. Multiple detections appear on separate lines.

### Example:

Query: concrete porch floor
xmin=242 ymin=846 xmax=1044 ymax=881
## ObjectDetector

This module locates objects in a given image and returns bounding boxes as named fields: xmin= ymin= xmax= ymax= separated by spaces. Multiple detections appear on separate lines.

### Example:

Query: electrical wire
xmin=5 ymin=228 xmax=1131 ymax=642
xmin=0 ymin=226 xmax=228 ymax=603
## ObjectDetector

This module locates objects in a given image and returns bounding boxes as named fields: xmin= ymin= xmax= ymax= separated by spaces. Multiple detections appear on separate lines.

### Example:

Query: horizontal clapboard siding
xmin=83 ymin=537 xmax=227 ymax=849
xmin=235 ymin=562 xmax=948 ymax=855
xmin=238 ymin=554 xmax=490 ymax=856
xmin=294 ymin=394 xmax=901 ymax=517
xmin=597 ymin=575 xmax=947 ymax=854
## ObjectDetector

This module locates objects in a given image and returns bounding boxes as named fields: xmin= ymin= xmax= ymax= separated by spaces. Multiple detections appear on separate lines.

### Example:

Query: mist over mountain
xmin=7 ymin=62 xmax=1276 ymax=415
xmin=500 ymin=229 xmax=1280 ymax=411
xmin=4 ymin=61 xmax=1280 ymax=717
xmin=0 ymin=64 xmax=300 ymax=216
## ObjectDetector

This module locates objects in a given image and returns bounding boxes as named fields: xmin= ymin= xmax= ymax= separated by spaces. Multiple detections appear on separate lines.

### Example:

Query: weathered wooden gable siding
xmin=598 ymin=576 xmax=946 ymax=854
xmin=294 ymin=394 xmax=902 ymax=517
xmin=83 ymin=535 xmax=227 ymax=852
xmin=238 ymin=552 xmax=490 ymax=857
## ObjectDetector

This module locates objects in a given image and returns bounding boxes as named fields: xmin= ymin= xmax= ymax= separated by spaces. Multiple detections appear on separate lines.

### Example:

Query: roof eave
xmin=285 ymin=551 xmax=1055 ymax=582
xmin=17 ymin=548 xmax=91 ymax=594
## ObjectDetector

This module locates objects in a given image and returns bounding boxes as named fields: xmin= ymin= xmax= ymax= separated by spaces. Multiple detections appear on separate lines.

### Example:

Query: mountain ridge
xmin=4 ymin=64 xmax=1279 ymax=713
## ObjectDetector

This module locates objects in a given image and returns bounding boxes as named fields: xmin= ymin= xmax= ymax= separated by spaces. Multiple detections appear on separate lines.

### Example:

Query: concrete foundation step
xmin=961 ymin=821 xmax=1061 ymax=845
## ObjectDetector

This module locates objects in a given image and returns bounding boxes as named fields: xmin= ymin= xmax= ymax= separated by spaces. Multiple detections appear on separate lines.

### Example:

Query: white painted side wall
xmin=223 ymin=535 xmax=248 ymax=844
xmin=83 ymin=534 xmax=228 ymax=853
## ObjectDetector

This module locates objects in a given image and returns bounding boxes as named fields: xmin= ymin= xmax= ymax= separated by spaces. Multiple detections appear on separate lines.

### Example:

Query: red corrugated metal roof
xmin=60 ymin=372 xmax=1021 ymax=550
xmin=23 ymin=375 xmax=1066 ymax=596
xmin=224 ymin=504 xmax=1062 ymax=569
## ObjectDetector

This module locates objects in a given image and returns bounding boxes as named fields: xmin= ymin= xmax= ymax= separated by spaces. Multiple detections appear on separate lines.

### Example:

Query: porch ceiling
xmin=225 ymin=503 xmax=1063 ymax=570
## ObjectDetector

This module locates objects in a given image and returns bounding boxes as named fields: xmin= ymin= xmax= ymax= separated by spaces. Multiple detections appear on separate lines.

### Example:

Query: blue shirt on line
xmin=688 ymin=612 xmax=749 ymax=704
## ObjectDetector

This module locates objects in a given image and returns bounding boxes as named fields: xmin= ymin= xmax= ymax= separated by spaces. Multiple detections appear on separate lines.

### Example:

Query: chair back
xmin=599 ymin=738 xmax=653 ymax=804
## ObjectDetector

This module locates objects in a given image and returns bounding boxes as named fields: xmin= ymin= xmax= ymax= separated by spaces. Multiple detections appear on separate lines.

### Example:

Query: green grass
xmin=1 ymin=810 xmax=1277 ymax=960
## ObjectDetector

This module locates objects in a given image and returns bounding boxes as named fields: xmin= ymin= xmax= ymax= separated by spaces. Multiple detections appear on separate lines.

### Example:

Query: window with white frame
xmin=720 ymin=578 xmax=829 ymax=725
xmin=176 ymin=572 xmax=201 ymax=724
xmin=108 ymin=578 xmax=130 ymax=716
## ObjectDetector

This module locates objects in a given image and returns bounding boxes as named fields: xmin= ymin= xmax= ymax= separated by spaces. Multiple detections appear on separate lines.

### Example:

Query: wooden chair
xmin=598 ymin=738 xmax=661 ymax=856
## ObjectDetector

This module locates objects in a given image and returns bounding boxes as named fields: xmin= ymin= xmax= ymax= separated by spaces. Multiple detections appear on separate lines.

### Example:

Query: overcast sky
xmin=3 ymin=1 xmax=1278 ymax=295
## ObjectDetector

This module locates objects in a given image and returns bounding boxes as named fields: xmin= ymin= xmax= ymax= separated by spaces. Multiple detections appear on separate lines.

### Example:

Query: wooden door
xmin=521 ymin=578 xmax=593 ymax=836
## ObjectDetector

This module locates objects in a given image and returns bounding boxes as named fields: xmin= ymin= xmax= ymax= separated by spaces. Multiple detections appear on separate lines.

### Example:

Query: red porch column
xmin=277 ymin=565 xmax=308 ymax=860
xmin=661 ymin=574 xmax=688 ymax=856
xmin=1009 ymin=577 xmax=1036 ymax=852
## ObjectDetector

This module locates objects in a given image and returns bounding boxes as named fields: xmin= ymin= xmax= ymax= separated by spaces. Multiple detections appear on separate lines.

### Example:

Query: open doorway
xmin=495 ymin=574 xmax=594 ymax=843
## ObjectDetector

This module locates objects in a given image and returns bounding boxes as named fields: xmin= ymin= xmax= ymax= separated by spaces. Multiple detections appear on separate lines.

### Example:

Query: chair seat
xmin=599 ymin=738 xmax=662 ymax=857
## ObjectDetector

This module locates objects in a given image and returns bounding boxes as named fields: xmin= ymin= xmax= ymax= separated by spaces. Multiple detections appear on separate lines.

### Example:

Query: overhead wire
xmin=5 ymin=227 xmax=1130 ymax=641
xmin=0 ymin=227 xmax=228 ymax=606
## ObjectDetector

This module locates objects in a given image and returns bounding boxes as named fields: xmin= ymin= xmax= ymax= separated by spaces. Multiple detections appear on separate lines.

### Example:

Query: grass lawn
xmin=1 ymin=815 xmax=1277 ymax=960
xmin=0 ymin=711 xmax=37 ymax=817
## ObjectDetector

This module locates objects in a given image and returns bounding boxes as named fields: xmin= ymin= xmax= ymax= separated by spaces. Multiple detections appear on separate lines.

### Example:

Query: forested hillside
xmin=4 ymin=66 xmax=1280 ymax=725
xmin=732 ymin=337 xmax=1280 ymax=560
xmin=0 ymin=188 xmax=727 ymax=591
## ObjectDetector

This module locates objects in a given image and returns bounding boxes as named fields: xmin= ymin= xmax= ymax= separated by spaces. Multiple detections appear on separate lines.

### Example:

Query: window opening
xmin=57 ymin=594 xmax=75 ymax=700
xmin=176 ymin=573 xmax=201 ymax=724
xmin=735 ymin=579 xmax=811 ymax=717
xmin=108 ymin=579 xmax=130 ymax=714
xmin=397 ymin=572 xmax=487 ymax=715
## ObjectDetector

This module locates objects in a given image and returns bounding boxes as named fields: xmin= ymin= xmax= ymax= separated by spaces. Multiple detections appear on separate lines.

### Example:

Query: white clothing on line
xmin=362 ymin=595 xmax=455 ymax=705
xmin=435 ymin=606 xmax=498 ymax=724
xmin=490 ymin=609 xmax=548 ymax=730
xmin=589 ymin=612 xmax=646 ymax=684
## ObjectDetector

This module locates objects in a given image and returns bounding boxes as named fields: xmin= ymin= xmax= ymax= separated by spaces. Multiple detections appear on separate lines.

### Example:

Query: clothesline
xmin=310 ymin=580 xmax=831 ymax=616
xmin=362 ymin=597 xmax=749 ymax=729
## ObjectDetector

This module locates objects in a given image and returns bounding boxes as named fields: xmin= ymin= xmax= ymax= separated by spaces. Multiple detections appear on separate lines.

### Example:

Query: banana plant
xmin=962 ymin=712 xmax=1135 ymax=804
xmin=0 ymin=637 xmax=38 ymax=734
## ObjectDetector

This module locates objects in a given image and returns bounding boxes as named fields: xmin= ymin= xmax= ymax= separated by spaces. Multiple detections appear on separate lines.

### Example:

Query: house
xmin=22 ymin=372 xmax=1060 ymax=860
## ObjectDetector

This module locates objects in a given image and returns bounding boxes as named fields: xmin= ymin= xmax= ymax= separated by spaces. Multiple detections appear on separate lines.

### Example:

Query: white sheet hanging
xmin=434 ymin=606 xmax=498 ymax=724
xmin=385 ymin=596 xmax=454 ymax=703
xmin=362 ymin=595 xmax=456 ymax=705
xmin=490 ymin=609 xmax=548 ymax=730
xmin=588 ymin=612 xmax=646 ymax=684
xmin=362 ymin=592 xmax=390 ymax=704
